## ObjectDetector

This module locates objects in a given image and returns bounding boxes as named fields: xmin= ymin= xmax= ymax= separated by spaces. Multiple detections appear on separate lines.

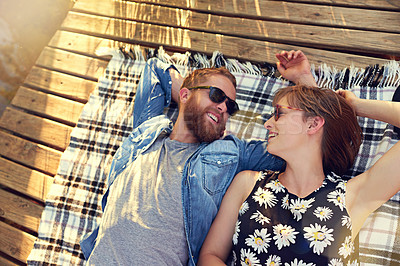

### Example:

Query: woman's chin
xmin=267 ymin=143 xmax=283 ymax=158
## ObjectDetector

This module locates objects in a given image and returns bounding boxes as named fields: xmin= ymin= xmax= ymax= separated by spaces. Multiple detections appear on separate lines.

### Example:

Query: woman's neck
xmin=279 ymin=160 xmax=325 ymax=198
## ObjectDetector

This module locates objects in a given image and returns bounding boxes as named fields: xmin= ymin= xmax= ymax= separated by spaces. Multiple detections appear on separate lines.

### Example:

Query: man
xmin=80 ymin=50 xmax=316 ymax=265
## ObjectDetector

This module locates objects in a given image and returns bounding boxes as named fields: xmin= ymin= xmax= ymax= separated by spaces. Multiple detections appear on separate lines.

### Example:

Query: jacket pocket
xmin=201 ymin=153 xmax=237 ymax=195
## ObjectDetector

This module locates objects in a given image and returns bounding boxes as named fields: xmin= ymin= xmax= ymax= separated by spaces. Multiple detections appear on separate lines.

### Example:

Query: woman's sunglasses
xmin=260 ymin=104 xmax=304 ymax=122
xmin=188 ymin=86 xmax=239 ymax=115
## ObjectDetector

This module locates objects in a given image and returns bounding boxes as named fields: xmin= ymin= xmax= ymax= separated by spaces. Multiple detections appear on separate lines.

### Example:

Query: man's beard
xmin=184 ymin=95 xmax=225 ymax=143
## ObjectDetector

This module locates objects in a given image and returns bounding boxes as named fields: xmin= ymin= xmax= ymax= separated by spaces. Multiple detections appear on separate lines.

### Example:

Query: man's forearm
xmin=170 ymin=68 xmax=184 ymax=103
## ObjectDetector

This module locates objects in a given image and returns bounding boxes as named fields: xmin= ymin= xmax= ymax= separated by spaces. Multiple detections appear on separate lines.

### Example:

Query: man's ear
xmin=179 ymin=87 xmax=190 ymax=104
xmin=307 ymin=116 xmax=325 ymax=134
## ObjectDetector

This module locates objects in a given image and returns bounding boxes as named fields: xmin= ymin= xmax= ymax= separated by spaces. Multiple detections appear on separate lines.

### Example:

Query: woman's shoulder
xmin=235 ymin=170 xmax=260 ymax=181
xmin=326 ymin=172 xmax=348 ymax=186
xmin=259 ymin=169 xmax=281 ymax=181
xmin=230 ymin=170 xmax=261 ymax=203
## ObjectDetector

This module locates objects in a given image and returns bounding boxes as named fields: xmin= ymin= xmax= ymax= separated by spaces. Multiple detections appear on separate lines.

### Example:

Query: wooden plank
xmin=54 ymin=23 xmax=390 ymax=70
xmin=0 ymin=131 xmax=62 ymax=176
xmin=0 ymin=189 xmax=44 ymax=232
xmin=35 ymin=47 xmax=108 ymax=81
xmin=282 ymin=0 xmax=400 ymax=11
xmin=0 ymin=221 xmax=36 ymax=263
xmin=126 ymin=0 xmax=400 ymax=33
xmin=11 ymin=87 xmax=84 ymax=125
xmin=49 ymin=29 xmax=122 ymax=58
xmin=0 ymin=107 xmax=73 ymax=150
xmin=66 ymin=4 xmax=400 ymax=58
xmin=0 ymin=157 xmax=53 ymax=202
xmin=0 ymin=255 xmax=20 ymax=266
xmin=24 ymin=66 xmax=96 ymax=102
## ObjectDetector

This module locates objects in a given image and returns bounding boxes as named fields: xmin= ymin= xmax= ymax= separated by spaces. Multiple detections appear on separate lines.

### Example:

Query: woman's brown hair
xmin=273 ymin=85 xmax=363 ymax=176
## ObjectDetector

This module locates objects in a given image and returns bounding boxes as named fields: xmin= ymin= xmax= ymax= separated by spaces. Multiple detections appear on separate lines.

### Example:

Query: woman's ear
xmin=179 ymin=87 xmax=190 ymax=104
xmin=307 ymin=116 xmax=325 ymax=134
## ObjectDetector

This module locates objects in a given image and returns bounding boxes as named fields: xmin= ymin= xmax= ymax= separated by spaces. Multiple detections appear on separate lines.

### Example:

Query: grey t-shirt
xmin=87 ymin=133 xmax=199 ymax=265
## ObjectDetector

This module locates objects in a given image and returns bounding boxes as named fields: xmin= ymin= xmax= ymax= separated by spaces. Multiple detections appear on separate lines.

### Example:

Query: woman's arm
xmin=198 ymin=170 xmax=259 ymax=265
xmin=337 ymin=89 xmax=400 ymax=127
xmin=340 ymin=90 xmax=400 ymax=239
xmin=275 ymin=50 xmax=318 ymax=87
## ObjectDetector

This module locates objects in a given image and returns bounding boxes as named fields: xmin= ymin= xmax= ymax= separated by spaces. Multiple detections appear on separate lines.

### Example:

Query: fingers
xmin=276 ymin=50 xmax=304 ymax=63
xmin=276 ymin=50 xmax=293 ymax=60
xmin=293 ymin=50 xmax=304 ymax=60
xmin=276 ymin=61 xmax=286 ymax=72
xmin=275 ymin=53 xmax=289 ymax=65
xmin=287 ymin=50 xmax=297 ymax=60
xmin=336 ymin=89 xmax=357 ymax=101
xmin=335 ymin=88 xmax=344 ymax=95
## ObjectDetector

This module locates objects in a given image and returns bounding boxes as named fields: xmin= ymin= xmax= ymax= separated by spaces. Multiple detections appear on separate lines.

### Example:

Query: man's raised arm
xmin=169 ymin=68 xmax=184 ymax=103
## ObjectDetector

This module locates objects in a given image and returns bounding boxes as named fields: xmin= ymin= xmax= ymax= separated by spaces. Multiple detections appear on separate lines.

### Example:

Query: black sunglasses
xmin=188 ymin=86 xmax=239 ymax=115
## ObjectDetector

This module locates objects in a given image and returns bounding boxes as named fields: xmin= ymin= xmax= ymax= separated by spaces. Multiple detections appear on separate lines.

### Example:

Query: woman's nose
xmin=264 ymin=116 xmax=274 ymax=129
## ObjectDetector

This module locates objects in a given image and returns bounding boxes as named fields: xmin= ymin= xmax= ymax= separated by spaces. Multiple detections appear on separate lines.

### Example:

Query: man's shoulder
xmin=130 ymin=115 xmax=173 ymax=141
xmin=203 ymin=134 xmax=264 ymax=150
xmin=209 ymin=134 xmax=240 ymax=145
xmin=219 ymin=134 xmax=265 ymax=145
xmin=136 ymin=115 xmax=172 ymax=130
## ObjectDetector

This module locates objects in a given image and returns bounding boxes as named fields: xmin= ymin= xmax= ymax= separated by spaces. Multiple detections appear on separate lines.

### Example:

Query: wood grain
xmin=0 ymin=157 xmax=53 ymax=202
xmin=0 ymin=255 xmax=20 ymax=266
xmin=24 ymin=66 xmax=96 ymax=102
xmin=0 ymin=222 xmax=36 ymax=263
xmin=0 ymin=107 xmax=73 ymax=150
xmin=126 ymin=0 xmax=400 ymax=32
xmin=57 ymin=15 xmax=391 ymax=69
xmin=0 ymin=189 xmax=44 ymax=232
xmin=70 ymin=1 xmax=400 ymax=59
xmin=0 ymin=130 xmax=62 ymax=176
xmin=35 ymin=47 xmax=108 ymax=81
xmin=11 ymin=86 xmax=84 ymax=125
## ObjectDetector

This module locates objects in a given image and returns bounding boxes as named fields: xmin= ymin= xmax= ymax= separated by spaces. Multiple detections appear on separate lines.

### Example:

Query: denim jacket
xmin=80 ymin=58 xmax=283 ymax=265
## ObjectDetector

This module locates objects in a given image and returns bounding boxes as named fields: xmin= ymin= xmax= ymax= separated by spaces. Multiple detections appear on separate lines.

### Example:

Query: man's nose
xmin=216 ymin=99 xmax=228 ymax=113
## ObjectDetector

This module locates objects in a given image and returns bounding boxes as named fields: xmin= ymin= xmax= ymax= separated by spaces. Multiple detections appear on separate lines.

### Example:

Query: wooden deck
xmin=0 ymin=0 xmax=399 ymax=264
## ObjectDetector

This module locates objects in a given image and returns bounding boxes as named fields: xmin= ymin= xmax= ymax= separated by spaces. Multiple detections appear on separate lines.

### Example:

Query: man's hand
xmin=276 ymin=50 xmax=317 ymax=87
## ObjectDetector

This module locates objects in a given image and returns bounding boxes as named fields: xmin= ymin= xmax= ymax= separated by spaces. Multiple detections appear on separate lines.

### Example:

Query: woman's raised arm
xmin=340 ymin=90 xmax=400 ymax=239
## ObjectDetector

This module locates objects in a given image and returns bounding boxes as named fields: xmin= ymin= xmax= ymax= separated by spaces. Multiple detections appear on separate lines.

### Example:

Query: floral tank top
xmin=230 ymin=170 xmax=358 ymax=266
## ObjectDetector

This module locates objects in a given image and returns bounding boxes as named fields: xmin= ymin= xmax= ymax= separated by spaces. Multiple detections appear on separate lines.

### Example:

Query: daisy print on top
xmin=239 ymin=201 xmax=249 ymax=216
xmin=313 ymin=206 xmax=333 ymax=221
xmin=230 ymin=170 xmax=358 ymax=265
xmin=289 ymin=197 xmax=315 ymax=221
xmin=273 ymin=224 xmax=299 ymax=249
xmin=253 ymin=187 xmax=278 ymax=209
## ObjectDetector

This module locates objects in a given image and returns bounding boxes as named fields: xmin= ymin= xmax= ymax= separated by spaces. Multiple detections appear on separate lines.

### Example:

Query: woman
xmin=198 ymin=84 xmax=400 ymax=265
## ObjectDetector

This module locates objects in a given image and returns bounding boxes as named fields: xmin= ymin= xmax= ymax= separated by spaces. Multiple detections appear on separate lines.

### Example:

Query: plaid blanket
xmin=27 ymin=46 xmax=400 ymax=265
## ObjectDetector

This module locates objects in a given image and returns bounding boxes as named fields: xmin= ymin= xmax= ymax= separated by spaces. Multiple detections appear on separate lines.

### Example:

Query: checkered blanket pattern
xmin=27 ymin=46 xmax=400 ymax=265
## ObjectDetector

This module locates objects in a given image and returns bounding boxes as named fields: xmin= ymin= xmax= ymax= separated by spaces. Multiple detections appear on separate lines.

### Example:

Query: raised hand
xmin=276 ymin=50 xmax=317 ymax=87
